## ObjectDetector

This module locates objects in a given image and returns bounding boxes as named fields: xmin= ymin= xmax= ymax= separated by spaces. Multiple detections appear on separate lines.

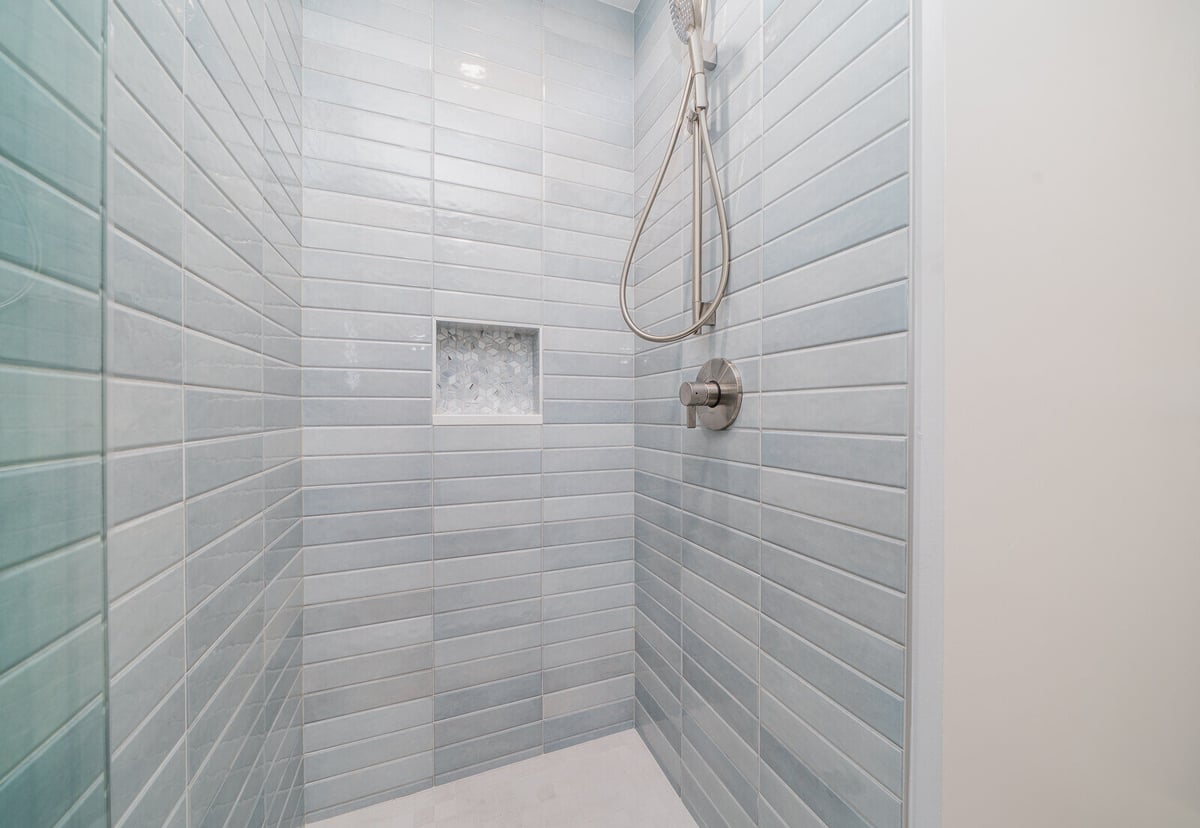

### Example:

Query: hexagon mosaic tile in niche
xmin=435 ymin=321 xmax=540 ymax=416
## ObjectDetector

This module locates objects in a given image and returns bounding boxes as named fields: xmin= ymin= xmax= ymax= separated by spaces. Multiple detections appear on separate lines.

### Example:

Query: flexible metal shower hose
xmin=618 ymin=72 xmax=731 ymax=344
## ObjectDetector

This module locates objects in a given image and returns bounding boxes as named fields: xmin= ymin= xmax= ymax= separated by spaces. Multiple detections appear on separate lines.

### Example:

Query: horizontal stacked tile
xmin=632 ymin=3 xmax=768 ymax=826
xmin=632 ymin=0 xmax=911 ymax=826
xmin=538 ymin=0 xmax=638 ymax=756
xmin=758 ymin=0 xmax=909 ymax=824
xmin=300 ymin=0 xmax=637 ymax=819
xmin=300 ymin=0 xmax=435 ymax=819
xmin=429 ymin=0 xmax=548 ymax=788
xmin=102 ymin=0 xmax=189 ymax=823
xmin=4 ymin=1 xmax=916 ymax=825
xmin=681 ymin=1 xmax=766 ymax=826
xmin=103 ymin=0 xmax=305 ymax=824
xmin=0 ymin=0 xmax=108 ymax=824
xmin=631 ymin=0 xmax=691 ymax=798
xmin=261 ymin=1 xmax=307 ymax=823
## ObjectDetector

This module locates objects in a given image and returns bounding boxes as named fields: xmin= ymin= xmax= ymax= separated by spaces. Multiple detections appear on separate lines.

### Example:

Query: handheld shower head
xmin=671 ymin=0 xmax=709 ymax=107
xmin=669 ymin=0 xmax=696 ymax=43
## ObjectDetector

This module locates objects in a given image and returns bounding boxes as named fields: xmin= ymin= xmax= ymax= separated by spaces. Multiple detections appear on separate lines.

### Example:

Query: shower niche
xmin=433 ymin=319 xmax=542 ymax=424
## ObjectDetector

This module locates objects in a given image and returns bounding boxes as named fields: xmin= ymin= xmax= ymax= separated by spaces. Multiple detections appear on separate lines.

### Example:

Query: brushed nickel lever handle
xmin=679 ymin=380 xmax=720 ymax=428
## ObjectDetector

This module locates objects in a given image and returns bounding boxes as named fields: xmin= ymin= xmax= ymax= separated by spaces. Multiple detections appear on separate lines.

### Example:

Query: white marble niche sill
xmin=432 ymin=413 xmax=543 ymax=425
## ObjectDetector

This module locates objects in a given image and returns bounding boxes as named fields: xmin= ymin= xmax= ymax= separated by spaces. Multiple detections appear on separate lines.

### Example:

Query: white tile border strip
xmin=432 ymin=414 xmax=544 ymax=426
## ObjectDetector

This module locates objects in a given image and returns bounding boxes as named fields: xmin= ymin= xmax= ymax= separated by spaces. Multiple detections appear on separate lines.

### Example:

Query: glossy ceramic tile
xmin=0 ymin=0 xmax=109 ymax=821
xmin=300 ymin=1 xmax=638 ymax=817
xmin=632 ymin=0 xmax=911 ymax=825
xmin=103 ymin=0 xmax=305 ymax=824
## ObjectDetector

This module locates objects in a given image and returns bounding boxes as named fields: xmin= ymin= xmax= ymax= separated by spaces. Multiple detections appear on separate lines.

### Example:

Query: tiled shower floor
xmin=308 ymin=729 xmax=697 ymax=828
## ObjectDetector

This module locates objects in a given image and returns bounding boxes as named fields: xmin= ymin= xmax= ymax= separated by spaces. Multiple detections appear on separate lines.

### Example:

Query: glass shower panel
xmin=0 ymin=0 xmax=108 ymax=825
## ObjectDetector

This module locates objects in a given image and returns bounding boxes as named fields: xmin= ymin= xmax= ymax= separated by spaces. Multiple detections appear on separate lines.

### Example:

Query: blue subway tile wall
xmin=299 ymin=0 xmax=637 ymax=820
xmin=3 ymin=0 xmax=912 ymax=823
xmin=0 ymin=0 xmax=108 ymax=823
xmin=631 ymin=0 xmax=910 ymax=827
xmin=104 ymin=0 xmax=305 ymax=824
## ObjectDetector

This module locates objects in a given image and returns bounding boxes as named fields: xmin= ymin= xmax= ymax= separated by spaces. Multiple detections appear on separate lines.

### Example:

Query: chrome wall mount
xmin=679 ymin=358 xmax=741 ymax=429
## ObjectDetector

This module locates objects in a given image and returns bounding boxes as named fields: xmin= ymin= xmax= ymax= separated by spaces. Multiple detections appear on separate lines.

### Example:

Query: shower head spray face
xmin=669 ymin=0 xmax=696 ymax=43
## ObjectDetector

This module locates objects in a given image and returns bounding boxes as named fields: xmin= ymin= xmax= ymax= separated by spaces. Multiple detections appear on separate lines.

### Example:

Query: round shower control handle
xmin=678 ymin=359 xmax=742 ymax=430
xmin=679 ymin=380 xmax=721 ymax=408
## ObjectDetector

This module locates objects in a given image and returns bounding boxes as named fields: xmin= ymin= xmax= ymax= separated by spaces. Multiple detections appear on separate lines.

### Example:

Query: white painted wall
xmin=939 ymin=1 xmax=1200 ymax=825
